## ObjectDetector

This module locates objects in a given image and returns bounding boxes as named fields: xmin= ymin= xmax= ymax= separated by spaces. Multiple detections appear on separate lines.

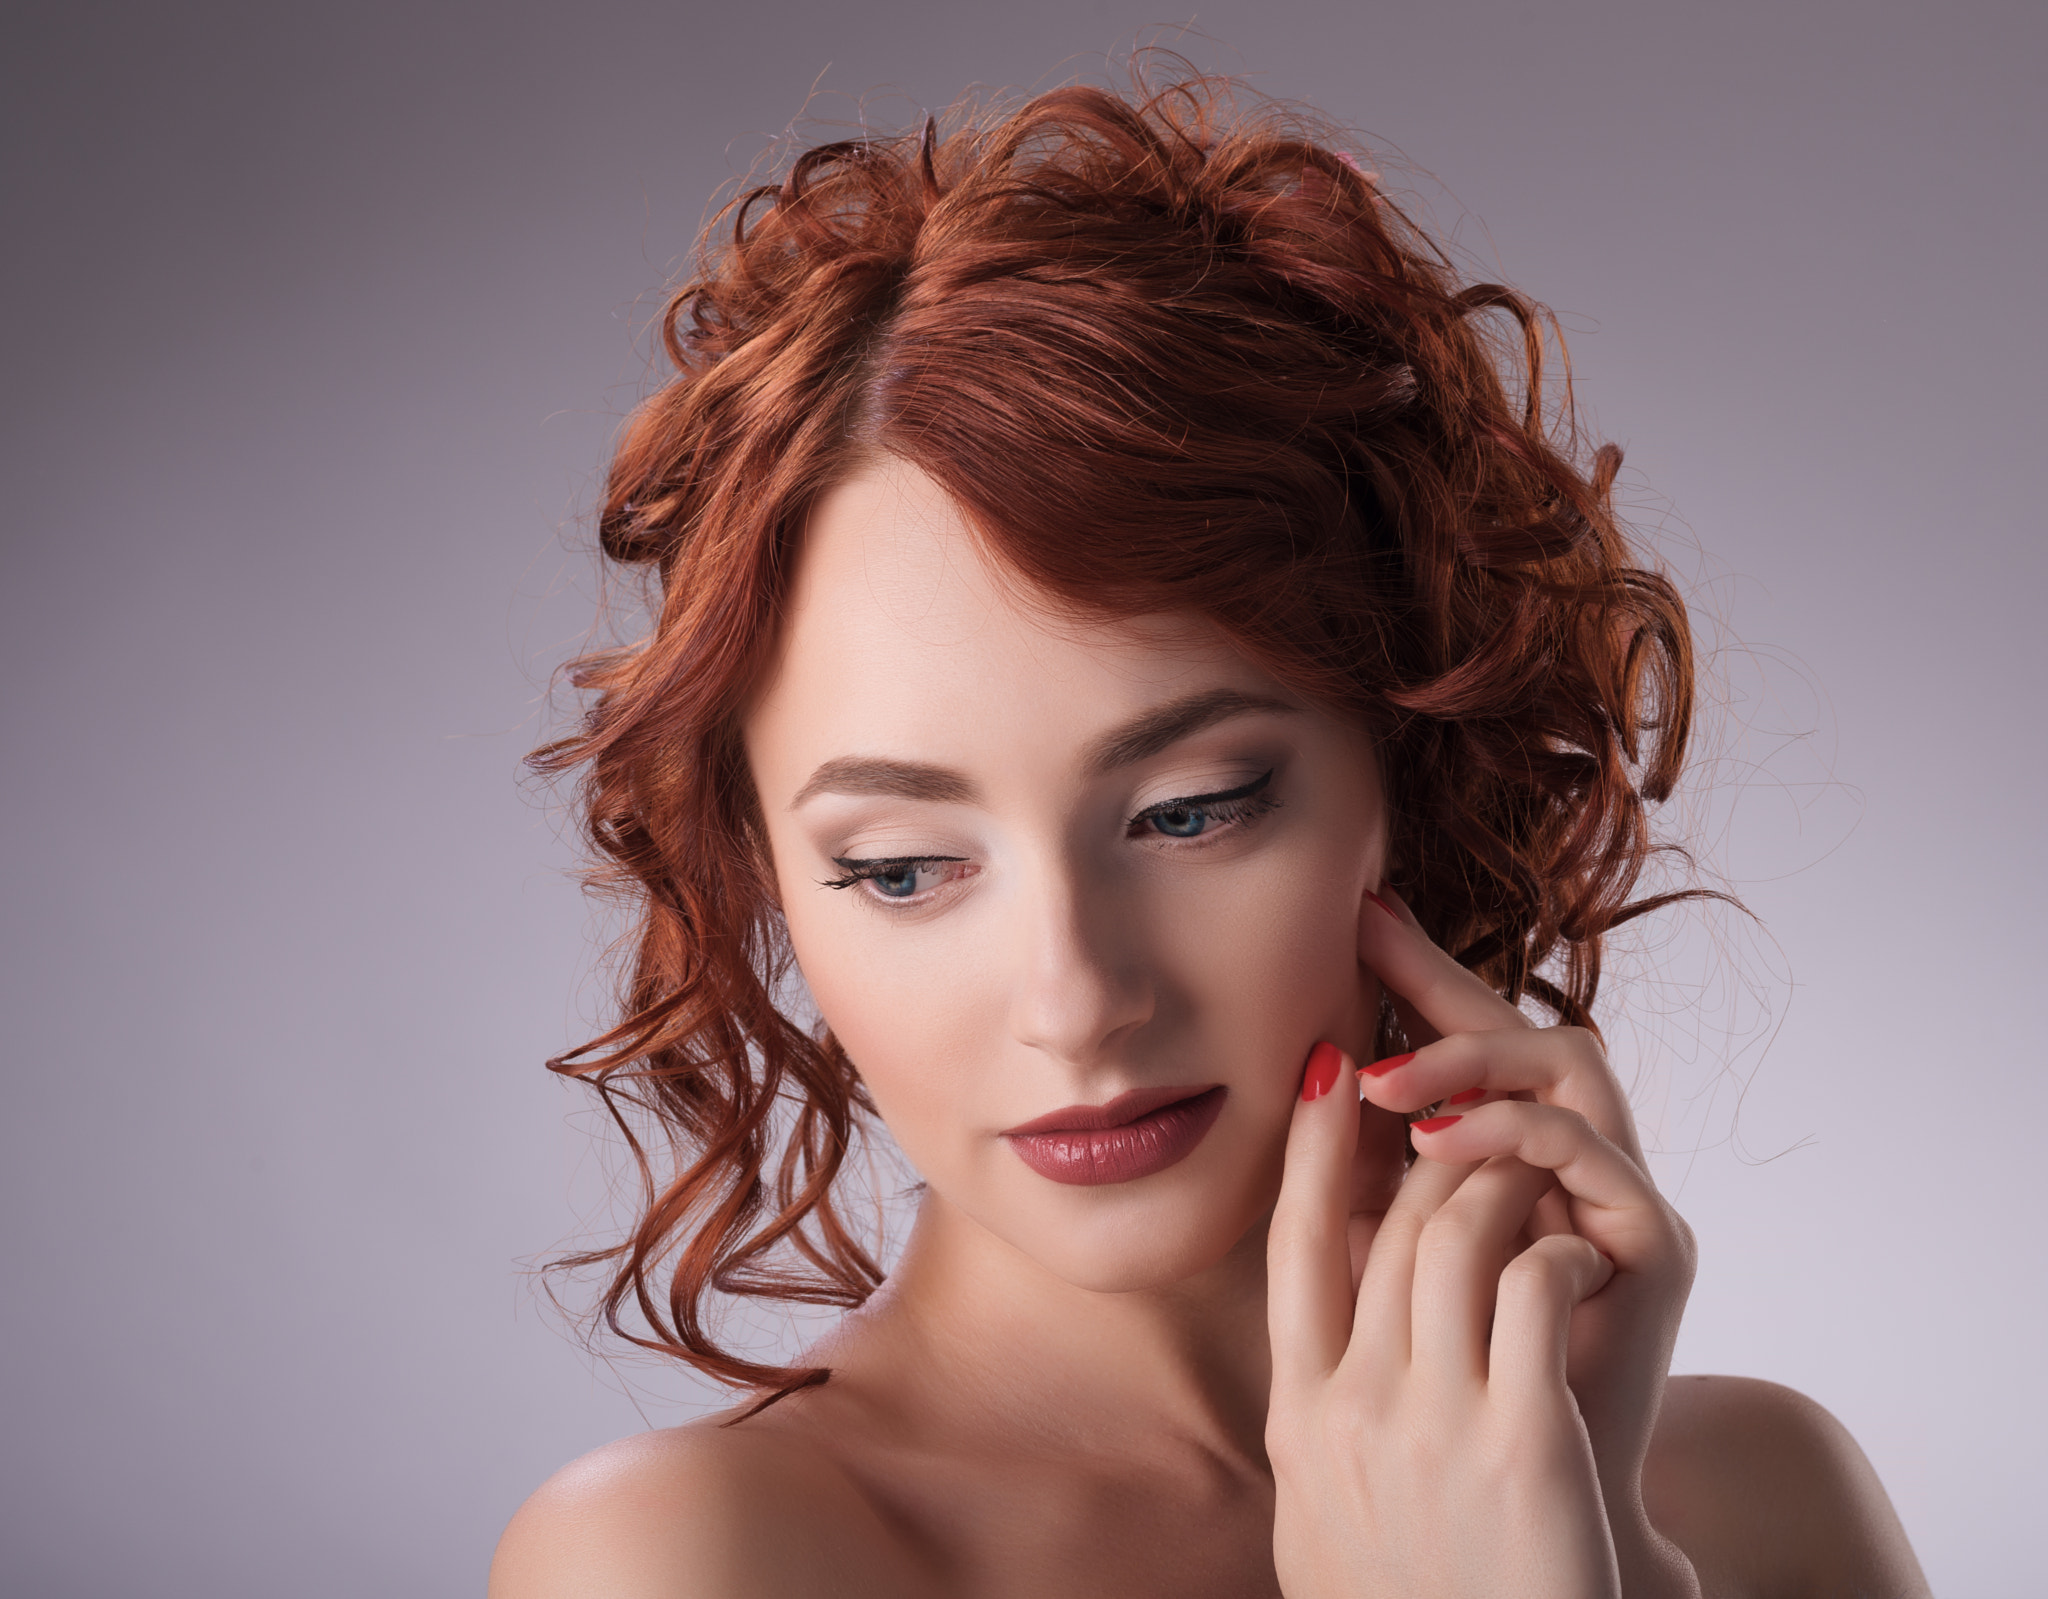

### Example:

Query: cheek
xmin=1166 ymin=832 xmax=1380 ymax=1046
xmin=781 ymin=895 xmax=996 ymax=1147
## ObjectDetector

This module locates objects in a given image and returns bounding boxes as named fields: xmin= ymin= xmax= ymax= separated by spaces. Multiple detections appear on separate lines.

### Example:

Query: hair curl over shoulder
xmin=531 ymin=71 xmax=1700 ymax=1403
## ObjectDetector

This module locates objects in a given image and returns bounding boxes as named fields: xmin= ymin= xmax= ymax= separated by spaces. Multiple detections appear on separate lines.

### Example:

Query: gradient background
xmin=4 ymin=2 xmax=2041 ymax=1593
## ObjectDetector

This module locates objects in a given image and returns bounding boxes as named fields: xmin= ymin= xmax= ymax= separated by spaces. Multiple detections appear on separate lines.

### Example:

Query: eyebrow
xmin=1082 ymin=688 xmax=1302 ymax=775
xmin=788 ymin=688 xmax=1301 ymax=810
xmin=790 ymin=757 xmax=979 ymax=809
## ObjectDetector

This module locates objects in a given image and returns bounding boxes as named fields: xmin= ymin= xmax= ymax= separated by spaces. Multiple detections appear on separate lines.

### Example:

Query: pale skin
xmin=493 ymin=459 xmax=1930 ymax=1598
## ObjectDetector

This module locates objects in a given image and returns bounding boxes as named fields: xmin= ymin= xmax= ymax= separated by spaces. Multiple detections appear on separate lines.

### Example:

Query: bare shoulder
xmin=489 ymin=1412 xmax=930 ymax=1599
xmin=1645 ymin=1374 xmax=1931 ymax=1599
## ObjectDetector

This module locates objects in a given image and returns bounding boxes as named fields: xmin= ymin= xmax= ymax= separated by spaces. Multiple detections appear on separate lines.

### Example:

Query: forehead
xmin=743 ymin=460 xmax=1284 ymax=784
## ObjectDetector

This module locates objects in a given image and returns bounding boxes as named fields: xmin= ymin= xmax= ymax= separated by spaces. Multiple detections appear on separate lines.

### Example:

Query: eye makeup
xmin=1125 ymin=768 xmax=1278 ymax=842
xmin=821 ymin=855 xmax=971 ymax=898
xmin=820 ymin=766 xmax=1284 ymax=907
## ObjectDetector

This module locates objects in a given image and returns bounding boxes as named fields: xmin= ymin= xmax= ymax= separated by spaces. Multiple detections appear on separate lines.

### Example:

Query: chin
xmin=977 ymin=1152 xmax=1280 ymax=1295
xmin=1011 ymin=1217 xmax=1257 ymax=1294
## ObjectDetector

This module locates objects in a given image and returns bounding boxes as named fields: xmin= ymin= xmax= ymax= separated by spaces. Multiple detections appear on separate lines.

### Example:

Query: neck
xmin=825 ymin=1188 xmax=1276 ymax=1467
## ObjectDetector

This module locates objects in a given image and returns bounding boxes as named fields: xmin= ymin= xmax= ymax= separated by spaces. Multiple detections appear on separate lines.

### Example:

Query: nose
xmin=1006 ymin=860 xmax=1155 ymax=1066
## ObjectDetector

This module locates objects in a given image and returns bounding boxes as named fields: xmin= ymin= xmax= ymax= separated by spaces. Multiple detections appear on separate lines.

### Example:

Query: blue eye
xmin=822 ymin=855 xmax=970 ymax=900
xmin=1148 ymin=805 xmax=1210 ymax=838
xmin=1129 ymin=769 xmax=1278 ymax=842
xmin=872 ymin=864 xmax=922 ymax=897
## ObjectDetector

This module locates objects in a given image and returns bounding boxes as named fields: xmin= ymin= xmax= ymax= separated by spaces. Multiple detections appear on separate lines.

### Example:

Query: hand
xmin=1353 ymin=889 xmax=1701 ymax=1595
xmin=1264 ymin=889 xmax=1700 ymax=1598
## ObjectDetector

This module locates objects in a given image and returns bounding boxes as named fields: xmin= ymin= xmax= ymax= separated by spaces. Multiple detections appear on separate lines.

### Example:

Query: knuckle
xmin=1666 ymin=1209 xmax=1701 ymax=1277
xmin=1268 ymin=1386 xmax=1378 ymax=1480
xmin=1372 ymin=1208 xmax=1429 ymax=1254
xmin=1263 ymin=1406 xmax=1308 ymax=1473
xmin=1323 ymin=1394 xmax=1378 ymax=1454
xmin=1497 ymin=1251 xmax=1567 ymax=1308
xmin=1538 ymin=1103 xmax=1599 ymax=1150
xmin=1436 ymin=1031 xmax=1482 ymax=1072
xmin=1505 ymin=1234 xmax=1598 ymax=1291
xmin=1264 ymin=1227 xmax=1312 ymax=1275
xmin=1550 ymin=1024 xmax=1628 ymax=1099
xmin=1415 ymin=1207 xmax=1488 ymax=1265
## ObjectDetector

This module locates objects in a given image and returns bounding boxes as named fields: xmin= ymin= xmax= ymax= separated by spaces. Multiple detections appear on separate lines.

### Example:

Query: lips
xmin=1002 ymin=1085 xmax=1227 ymax=1186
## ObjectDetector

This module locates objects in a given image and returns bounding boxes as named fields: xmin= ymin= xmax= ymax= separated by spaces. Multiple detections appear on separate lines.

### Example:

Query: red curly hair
xmin=532 ymin=72 xmax=1698 ymax=1402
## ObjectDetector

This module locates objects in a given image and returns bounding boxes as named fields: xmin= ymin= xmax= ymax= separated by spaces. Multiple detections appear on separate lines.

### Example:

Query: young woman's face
xmin=744 ymin=461 xmax=1388 ymax=1292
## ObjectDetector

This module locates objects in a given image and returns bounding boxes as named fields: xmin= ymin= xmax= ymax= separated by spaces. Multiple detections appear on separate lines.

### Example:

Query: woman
xmin=492 ymin=74 xmax=1929 ymax=1597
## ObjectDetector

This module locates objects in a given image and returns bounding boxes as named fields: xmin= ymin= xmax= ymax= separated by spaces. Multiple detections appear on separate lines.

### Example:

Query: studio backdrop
xmin=3 ymin=2 xmax=2041 ymax=1594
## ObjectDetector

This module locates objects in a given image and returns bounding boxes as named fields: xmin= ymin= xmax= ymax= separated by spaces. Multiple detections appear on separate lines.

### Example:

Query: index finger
xmin=1267 ymin=1043 xmax=1365 ymax=1390
xmin=1358 ymin=887 xmax=1530 ymax=1040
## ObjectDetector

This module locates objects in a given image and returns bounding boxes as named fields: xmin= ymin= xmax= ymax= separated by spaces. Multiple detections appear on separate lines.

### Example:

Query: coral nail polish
xmin=1360 ymin=1051 xmax=1416 ymax=1078
xmin=1364 ymin=889 xmax=1402 ymax=922
xmin=1300 ymin=1042 xmax=1343 ymax=1102
xmin=1410 ymin=1114 xmax=1463 ymax=1133
xmin=1445 ymin=1088 xmax=1487 ymax=1106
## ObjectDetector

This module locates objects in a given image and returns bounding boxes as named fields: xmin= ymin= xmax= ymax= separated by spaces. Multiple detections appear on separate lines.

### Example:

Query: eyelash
xmin=820 ymin=856 xmax=970 ymax=893
xmin=821 ymin=769 xmax=1280 ymax=900
xmin=1123 ymin=768 xmax=1278 ymax=841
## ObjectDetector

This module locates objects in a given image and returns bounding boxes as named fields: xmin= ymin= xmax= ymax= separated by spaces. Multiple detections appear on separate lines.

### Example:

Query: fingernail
xmin=1445 ymin=1088 xmax=1487 ymax=1106
xmin=1300 ymin=1041 xmax=1343 ymax=1102
xmin=1364 ymin=889 xmax=1402 ymax=922
xmin=1360 ymin=1050 xmax=1415 ymax=1078
xmin=1410 ymin=1114 xmax=1463 ymax=1133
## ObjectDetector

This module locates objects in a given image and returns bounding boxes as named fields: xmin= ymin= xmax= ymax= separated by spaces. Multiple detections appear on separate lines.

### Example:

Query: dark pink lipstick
xmin=1002 ymin=1085 xmax=1226 ymax=1186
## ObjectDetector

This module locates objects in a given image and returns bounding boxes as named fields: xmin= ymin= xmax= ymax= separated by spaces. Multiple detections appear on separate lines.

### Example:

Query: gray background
xmin=4 ymin=1 xmax=2041 ymax=1593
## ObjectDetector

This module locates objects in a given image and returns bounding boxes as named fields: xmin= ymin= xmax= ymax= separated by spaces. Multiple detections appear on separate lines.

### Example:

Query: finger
xmin=1344 ymin=1102 xmax=1412 ymax=1293
xmin=1358 ymin=887 xmax=1530 ymax=1041
xmin=1267 ymin=1043 xmax=1363 ymax=1389
xmin=1407 ymin=1101 xmax=1674 ymax=1268
xmin=1526 ymin=1180 xmax=1574 ymax=1241
xmin=1490 ymin=1232 xmax=1614 ymax=1398
xmin=1357 ymin=1025 xmax=1644 ymax=1165
xmin=1408 ymin=1154 xmax=1561 ymax=1383
xmin=1344 ymin=1150 xmax=1474 ymax=1371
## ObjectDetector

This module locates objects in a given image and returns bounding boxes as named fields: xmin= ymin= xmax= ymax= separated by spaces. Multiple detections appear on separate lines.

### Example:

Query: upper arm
xmin=489 ymin=1427 xmax=923 ymax=1599
xmin=1647 ymin=1375 xmax=1931 ymax=1599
